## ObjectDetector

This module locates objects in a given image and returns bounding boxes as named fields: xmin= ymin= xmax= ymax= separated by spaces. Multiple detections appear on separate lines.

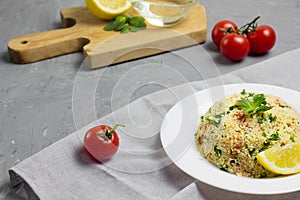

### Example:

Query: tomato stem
xmin=220 ymin=26 xmax=237 ymax=34
xmin=219 ymin=16 xmax=261 ymax=36
xmin=110 ymin=124 xmax=125 ymax=134
xmin=103 ymin=124 xmax=125 ymax=140
xmin=239 ymin=16 xmax=261 ymax=34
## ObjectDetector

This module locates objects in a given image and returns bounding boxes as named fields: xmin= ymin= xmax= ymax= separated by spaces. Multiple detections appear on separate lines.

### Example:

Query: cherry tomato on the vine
xmin=84 ymin=124 xmax=125 ymax=162
xmin=211 ymin=20 xmax=238 ymax=47
xmin=220 ymin=33 xmax=250 ymax=61
xmin=247 ymin=25 xmax=276 ymax=54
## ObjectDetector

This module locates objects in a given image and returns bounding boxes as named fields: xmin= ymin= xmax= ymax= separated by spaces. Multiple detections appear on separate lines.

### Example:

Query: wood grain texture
xmin=7 ymin=5 xmax=206 ymax=69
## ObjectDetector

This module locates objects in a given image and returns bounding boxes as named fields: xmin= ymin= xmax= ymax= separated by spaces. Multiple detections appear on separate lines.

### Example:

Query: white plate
xmin=160 ymin=83 xmax=300 ymax=195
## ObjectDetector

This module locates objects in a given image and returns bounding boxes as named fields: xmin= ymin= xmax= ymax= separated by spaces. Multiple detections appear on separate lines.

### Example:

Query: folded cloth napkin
xmin=9 ymin=48 xmax=300 ymax=200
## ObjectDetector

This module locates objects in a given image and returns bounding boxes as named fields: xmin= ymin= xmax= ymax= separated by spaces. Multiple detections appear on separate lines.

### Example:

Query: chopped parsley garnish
xmin=230 ymin=159 xmax=238 ymax=164
xmin=264 ymin=141 xmax=271 ymax=147
xmin=290 ymin=136 xmax=295 ymax=142
xmin=258 ymin=117 xmax=264 ymax=124
xmin=268 ymin=113 xmax=277 ymax=122
xmin=205 ymin=112 xmax=225 ymax=127
xmin=259 ymin=172 xmax=267 ymax=178
xmin=215 ymin=112 xmax=225 ymax=119
xmin=249 ymin=148 xmax=256 ymax=156
xmin=205 ymin=117 xmax=219 ymax=127
xmin=269 ymin=132 xmax=280 ymax=141
xmin=241 ymin=89 xmax=247 ymax=95
xmin=229 ymin=105 xmax=238 ymax=111
xmin=257 ymin=113 xmax=277 ymax=124
xmin=220 ymin=167 xmax=228 ymax=172
xmin=248 ymin=92 xmax=255 ymax=97
xmin=214 ymin=146 xmax=222 ymax=156
xmin=259 ymin=132 xmax=281 ymax=152
xmin=279 ymin=104 xmax=292 ymax=109
xmin=200 ymin=115 xmax=204 ymax=122
xmin=259 ymin=141 xmax=271 ymax=152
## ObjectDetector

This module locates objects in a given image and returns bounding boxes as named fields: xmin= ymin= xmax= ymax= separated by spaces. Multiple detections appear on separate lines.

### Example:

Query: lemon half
xmin=256 ymin=143 xmax=300 ymax=175
xmin=85 ymin=0 xmax=132 ymax=20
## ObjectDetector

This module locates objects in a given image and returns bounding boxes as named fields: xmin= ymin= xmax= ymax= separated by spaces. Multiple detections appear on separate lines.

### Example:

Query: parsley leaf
xmin=269 ymin=132 xmax=280 ymax=141
xmin=268 ymin=113 xmax=277 ymax=122
xmin=236 ymin=99 xmax=253 ymax=114
xmin=259 ymin=141 xmax=271 ymax=152
xmin=205 ymin=112 xmax=225 ymax=127
xmin=258 ymin=117 xmax=264 ymax=124
xmin=290 ymin=136 xmax=295 ymax=142
xmin=103 ymin=20 xmax=117 ymax=31
xmin=214 ymin=146 xmax=222 ymax=156
xmin=256 ymin=105 xmax=272 ymax=113
xmin=129 ymin=16 xmax=146 ymax=28
xmin=241 ymin=89 xmax=246 ymax=95
xmin=235 ymin=92 xmax=272 ymax=115
xmin=104 ymin=14 xmax=146 ymax=33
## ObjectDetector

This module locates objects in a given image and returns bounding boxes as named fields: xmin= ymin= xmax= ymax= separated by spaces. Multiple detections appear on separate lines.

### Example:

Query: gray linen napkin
xmin=9 ymin=48 xmax=300 ymax=200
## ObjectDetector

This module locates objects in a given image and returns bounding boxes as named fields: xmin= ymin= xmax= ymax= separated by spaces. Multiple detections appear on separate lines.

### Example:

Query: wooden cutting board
xmin=8 ymin=5 xmax=207 ymax=69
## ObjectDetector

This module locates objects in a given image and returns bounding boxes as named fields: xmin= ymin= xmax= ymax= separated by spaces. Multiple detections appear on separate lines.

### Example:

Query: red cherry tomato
xmin=211 ymin=20 xmax=238 ymax=47
xmin=220 ymin=33 xmax=250 ymax=61
xmin=84 ymin=124 xmax=124 ymax=161
xmin=247 ymin=25 xmax=276 ymax=54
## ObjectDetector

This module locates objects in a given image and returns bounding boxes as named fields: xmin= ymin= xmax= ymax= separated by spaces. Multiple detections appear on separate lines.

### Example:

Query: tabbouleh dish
xmin=195 ymin=89 xmax=300 ymax=178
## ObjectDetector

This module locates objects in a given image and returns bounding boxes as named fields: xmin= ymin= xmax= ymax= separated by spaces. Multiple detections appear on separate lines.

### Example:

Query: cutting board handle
xmin=7 ymin=6 xmax=207 ymax=68
xmin=7 ymin=27 xmax=90 ymax=64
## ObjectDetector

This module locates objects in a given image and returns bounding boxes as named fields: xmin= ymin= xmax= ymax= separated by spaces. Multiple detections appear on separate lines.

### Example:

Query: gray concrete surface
xmin=0 ymin=0 xmax=300 ymax=199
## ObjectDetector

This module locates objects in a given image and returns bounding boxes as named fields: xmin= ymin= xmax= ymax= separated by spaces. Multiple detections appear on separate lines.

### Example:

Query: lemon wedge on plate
xmin=256 ymin=143 xmax=300 ymax=175
xmin=85 ymin=0 xmax=132 ymax=20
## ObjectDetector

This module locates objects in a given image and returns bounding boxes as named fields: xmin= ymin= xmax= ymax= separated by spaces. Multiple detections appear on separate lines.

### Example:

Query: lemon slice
xmin=85 ymin=0 xmax=132 ymax=20
xmin=256 ymin=143 xmax=300 ymax=175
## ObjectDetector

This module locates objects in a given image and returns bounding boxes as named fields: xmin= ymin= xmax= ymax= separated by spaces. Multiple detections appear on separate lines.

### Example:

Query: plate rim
xmin=160 ymin=83 xmax=300 ymax=195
